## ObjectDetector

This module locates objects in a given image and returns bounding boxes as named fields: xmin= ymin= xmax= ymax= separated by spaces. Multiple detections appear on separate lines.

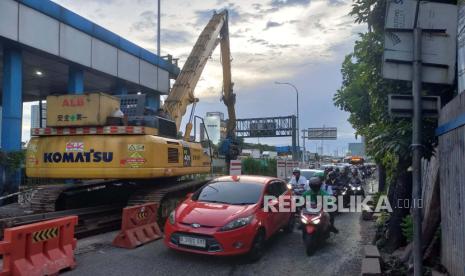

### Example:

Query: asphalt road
xmin=66 ymin=211 xmax=363 ymax=276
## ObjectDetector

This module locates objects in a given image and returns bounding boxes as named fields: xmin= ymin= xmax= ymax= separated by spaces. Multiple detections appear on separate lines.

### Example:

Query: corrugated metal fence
xmin=438 ymin=92 xmax=465 ymax=276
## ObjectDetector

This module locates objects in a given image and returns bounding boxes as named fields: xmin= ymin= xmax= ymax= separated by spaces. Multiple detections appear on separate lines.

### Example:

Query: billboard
xmin=306 ymin=128 xmax=337 ymax=140
xmin=383 ymin=0 xmax=457 ymax=84
xmin=250 ymin=122 xmax=276 ymax=137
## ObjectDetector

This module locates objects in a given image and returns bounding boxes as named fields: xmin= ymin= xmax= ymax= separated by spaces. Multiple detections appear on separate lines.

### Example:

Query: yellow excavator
xmin=25 ymin=10 xmax=236 ymax=219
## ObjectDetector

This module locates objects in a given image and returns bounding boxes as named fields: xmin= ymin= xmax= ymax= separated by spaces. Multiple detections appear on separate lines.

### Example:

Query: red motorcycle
xmin=300 ymin=207 xmax=331 ymax=256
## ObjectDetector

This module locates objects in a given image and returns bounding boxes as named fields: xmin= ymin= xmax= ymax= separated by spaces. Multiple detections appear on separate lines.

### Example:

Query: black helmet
xmin=335 ymin=167 xmax=340 ymax=173
xmin=309 ymin=177 xmax=322 ymax=192
xmin=328 ymin=171 xmax=336 ymax=179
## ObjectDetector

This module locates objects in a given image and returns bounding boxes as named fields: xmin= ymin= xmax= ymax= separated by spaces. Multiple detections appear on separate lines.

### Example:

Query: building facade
xmin=200 ymin=112 xmax=227 ymax=145
xmin=30 ymin=103 xmax=47 ymax=129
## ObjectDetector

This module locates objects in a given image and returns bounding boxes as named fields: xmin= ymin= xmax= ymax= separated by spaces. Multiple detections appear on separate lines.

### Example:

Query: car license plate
xmin=179 ymin=236 xmax=206 ymax=248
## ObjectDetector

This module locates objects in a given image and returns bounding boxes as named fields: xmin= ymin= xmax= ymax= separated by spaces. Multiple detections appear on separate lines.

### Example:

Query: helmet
xmin=335 ymin=167 xmax=340 ymax=173
xmin=351 ymin=168 xmax=358 ymax=175
xmin=328 ymin=171 xmax=336 ymax=180
xmin=309 ymin=177 xmax=322 ymax=192
xmin=293 ymin=168 xmax=300 ymax=174
xmin=314 ymin=171 xmax=325 ymax=182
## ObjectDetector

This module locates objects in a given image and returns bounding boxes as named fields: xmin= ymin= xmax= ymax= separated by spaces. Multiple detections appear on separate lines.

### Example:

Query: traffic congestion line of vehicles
xmin=163 ymin=164 xmax=374 ymax=259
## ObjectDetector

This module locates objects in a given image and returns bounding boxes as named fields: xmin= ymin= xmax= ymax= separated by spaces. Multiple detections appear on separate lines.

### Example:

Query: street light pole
xmin=157 ymin=0 xmax=161 ymax=56
xmin=275 ymin=82 xmax=301 ymax=163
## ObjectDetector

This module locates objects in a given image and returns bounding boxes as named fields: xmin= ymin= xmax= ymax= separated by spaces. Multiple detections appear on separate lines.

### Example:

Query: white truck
xmin=262 ymin=151 xmax=278 ymax=159
xmin=241 ymin=149 xmax=261 ymax=159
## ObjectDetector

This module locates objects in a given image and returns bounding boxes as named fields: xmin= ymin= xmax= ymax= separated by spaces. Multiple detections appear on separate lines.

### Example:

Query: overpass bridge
xmin=0 ymin=0 xmax=180 ymax=193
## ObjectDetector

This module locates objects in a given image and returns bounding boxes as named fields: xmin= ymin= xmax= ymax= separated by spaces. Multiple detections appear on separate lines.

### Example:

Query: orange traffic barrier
xmin=113 ymin=203 xmax=163 ymax=249
xmin=0 ymin=216 xmax=78 ymax=276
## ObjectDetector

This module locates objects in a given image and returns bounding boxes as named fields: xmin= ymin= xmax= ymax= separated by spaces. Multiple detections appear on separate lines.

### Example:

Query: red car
xmin=164 ymin=175 xmax=295 ymax=261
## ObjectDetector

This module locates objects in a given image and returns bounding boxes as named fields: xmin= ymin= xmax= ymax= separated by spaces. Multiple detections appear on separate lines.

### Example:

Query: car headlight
xmin=220 ymin=215 xmax=254 ymax=231
xmin=301 ymin=215 xmax=308 ymax=224
xmin=357 ymin=187 xmax=361 ymax=191
xmin=168 ymin=210 xmax=175 ymax=225
xmin=287 ymin=183 xmax=292 ymax=190
xmin=351 ymin=186 xmax=356 ymax=191
xmin=312 ymin=218 xmax=321 ymax=225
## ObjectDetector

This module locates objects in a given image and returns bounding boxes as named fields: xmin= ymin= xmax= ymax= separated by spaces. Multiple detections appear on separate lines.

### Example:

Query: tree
xmin=334 ymin=0 xmax=455 ymax=251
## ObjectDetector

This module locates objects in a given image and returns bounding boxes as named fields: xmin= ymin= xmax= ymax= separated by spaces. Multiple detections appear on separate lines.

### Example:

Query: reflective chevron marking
xmin=32 ymin=227 xmax=59 ymax=243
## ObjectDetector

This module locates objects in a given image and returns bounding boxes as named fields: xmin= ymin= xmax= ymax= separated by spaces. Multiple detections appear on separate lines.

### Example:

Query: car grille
xmin=170 ymin=232 xmax=222 ymax=252
xmin=180 ymin=222 xmax=216 ymax=228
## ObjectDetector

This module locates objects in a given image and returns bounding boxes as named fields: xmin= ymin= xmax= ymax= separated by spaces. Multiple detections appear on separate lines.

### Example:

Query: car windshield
xmin=193 ymin=181 xmax=263 ymax=205
xmin=301 ymin=170 xmax=316 ymax=179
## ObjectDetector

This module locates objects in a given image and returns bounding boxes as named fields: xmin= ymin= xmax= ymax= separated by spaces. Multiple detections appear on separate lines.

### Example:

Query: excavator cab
xmin=118 ymin=94 xmax=178 ymax=139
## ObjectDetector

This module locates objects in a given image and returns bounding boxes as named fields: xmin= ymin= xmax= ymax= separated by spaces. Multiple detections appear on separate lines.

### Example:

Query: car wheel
xmin=283 ymin=214 xmax=295 ymax=233
xmin=247 ymin=230 xmax=265 ymax=262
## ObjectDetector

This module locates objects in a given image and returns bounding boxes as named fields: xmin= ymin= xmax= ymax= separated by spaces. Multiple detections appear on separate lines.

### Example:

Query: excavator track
xmin=28 ymin=180 xmax=133 ymax=213
xmin=27 ymin=177 xmax=213 ymax=220
xmin=128 ymin=178 xmax=212 ymax=224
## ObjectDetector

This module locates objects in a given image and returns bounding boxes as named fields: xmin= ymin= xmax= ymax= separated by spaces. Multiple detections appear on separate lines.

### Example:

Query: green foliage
xmin=401 ymin=214 xmax=414 ymax=243
xmin=376 ymin=211 xmax=390 ymax=227
xmin=0 ymin=150 xmax=26 ymax=170
xmin=241 ymin=158 xmax=277 ymax=177
xmin=333 ymin=0 xmax=453 ymax=174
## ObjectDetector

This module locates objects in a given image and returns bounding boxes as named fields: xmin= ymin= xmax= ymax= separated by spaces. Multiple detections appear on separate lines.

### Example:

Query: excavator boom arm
xmin=163 ymin=11 xmax=234 ymax=133
xmin=219 ymin=14 xmax=235 ymax=138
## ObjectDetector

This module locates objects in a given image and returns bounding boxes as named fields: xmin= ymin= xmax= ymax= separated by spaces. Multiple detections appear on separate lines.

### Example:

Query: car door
xmin=273 ymin=180 xmax=291 ymax=227
xmin=263 ymin=182 xmax=281 ymax=235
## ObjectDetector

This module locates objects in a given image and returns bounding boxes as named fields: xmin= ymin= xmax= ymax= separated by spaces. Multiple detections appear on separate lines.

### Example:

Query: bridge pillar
xmin=1 ymin=47 xmax=23 ymax=197
xmin=68 ymin=66 xmax=84 ymax=94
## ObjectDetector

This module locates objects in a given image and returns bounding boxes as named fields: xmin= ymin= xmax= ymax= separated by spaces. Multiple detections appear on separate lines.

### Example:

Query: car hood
xmin=176 ymin=200 xmax=256 ymax=227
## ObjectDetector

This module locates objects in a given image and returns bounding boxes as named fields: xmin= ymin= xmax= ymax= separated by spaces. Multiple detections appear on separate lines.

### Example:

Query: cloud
xmin=59 ymin=0 xmax=119 ymax=4
xmin=162 ymin=30 xmax=193 ymax=44
xmin=194 ymin=5 xmax=241 ymax=26
xmin=328 ymin=0 xmax=346 ymax=6
xmin=264 ymin=21 xmax=283 ymax=30
xmin=131 ymin=11 xmax=156 ymax=32
xmin=269 ymin=0 xmax=311 ymax=10
xmin=47 ymin=0 xmax=360 ymax=148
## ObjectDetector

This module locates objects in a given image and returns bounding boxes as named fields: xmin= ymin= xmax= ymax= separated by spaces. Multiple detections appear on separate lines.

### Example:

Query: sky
xmin=23 ymin=0 xmax=366 ymax=155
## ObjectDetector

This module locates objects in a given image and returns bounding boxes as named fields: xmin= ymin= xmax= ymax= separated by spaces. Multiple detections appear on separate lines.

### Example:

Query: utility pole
xmin=301 ymin=127 xmax=304 ymax=164
xmin=411 ymin=3 xmax=423 ymax=275
xmin=157 ymin=0 xmax=161 ymax=56
xmin=275 ymin=82 xmax=301 ymax=162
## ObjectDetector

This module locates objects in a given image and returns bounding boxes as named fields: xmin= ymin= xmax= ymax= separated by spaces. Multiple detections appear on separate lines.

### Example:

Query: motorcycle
xmin=300 ymin=207 xmax=331 ymax=256
xmin=333 ymin=185 xmax=350 ymax=208
xmin=348 ymin=179 xmax=365 ymax=197
xmin=289 ymin=183 xmax=307 ymax=213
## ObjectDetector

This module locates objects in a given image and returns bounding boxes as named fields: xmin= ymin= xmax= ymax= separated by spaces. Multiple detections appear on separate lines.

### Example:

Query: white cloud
xmin=39 ymin=0 xmax=363 ymax=148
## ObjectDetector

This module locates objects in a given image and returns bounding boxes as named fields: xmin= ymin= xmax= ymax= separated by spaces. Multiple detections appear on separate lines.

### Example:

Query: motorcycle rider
xmin=303 ymin=177 xmax=339 ymax=233
xmin=334 ymin=167 xmax=341 ymax=179
xmin=322 ymin=171 xmax=340 ymax=195
xmin=338 ymin=166 xmax=351 ymax=187
xmin=289 ymin=168 xmax=308 ymax=195
xmin=350 ymin=168 xmax=362 ymax=185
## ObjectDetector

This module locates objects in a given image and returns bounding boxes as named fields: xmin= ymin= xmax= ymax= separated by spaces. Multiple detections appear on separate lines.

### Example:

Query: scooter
xmin=348 ymin=179 xmax=365 ymax=197
xmin=333 ymin=185 xmax=350 ymax=208
xmin=300 ymin=207 xmax=331 ymax=256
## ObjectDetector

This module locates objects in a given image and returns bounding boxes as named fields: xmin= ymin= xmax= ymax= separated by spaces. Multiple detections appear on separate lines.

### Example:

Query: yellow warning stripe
xmin=32 ymin=227 xmax=59 ymax=243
